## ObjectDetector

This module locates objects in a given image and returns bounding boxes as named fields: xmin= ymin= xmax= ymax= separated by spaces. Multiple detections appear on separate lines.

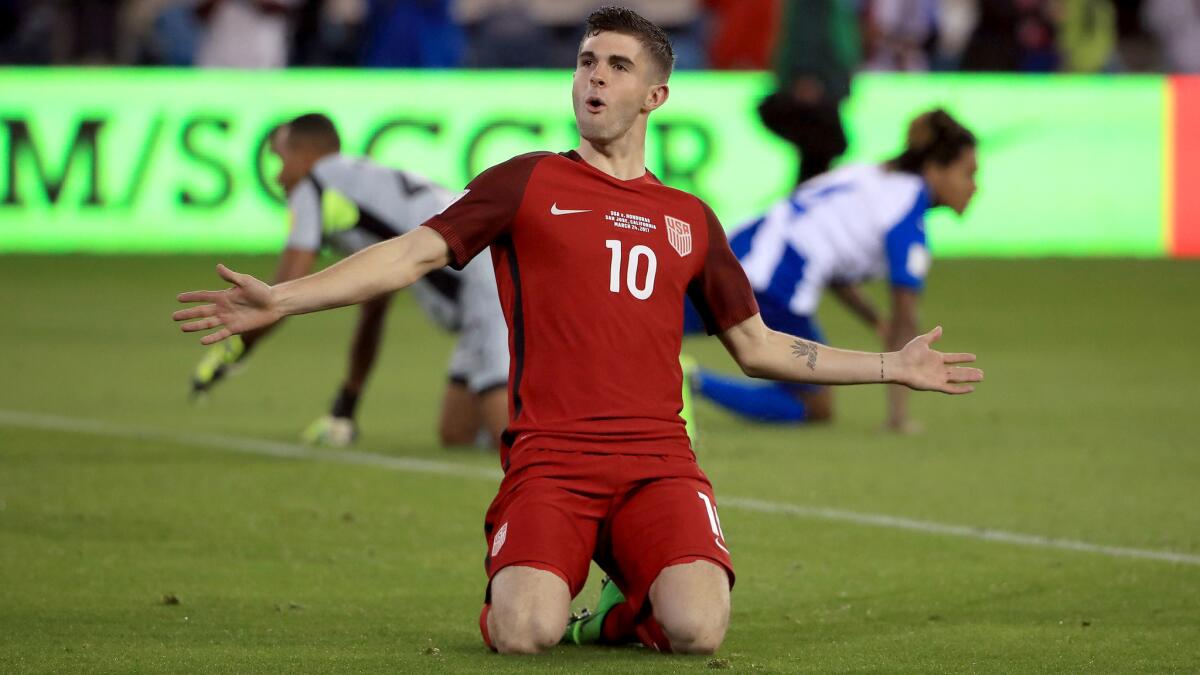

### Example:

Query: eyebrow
xmin=578 ymin=50 xmax=636 ymax=69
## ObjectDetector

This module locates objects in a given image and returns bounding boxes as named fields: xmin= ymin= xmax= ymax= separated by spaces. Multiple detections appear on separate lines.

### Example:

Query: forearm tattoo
xmin=791 ymin=339 xmax=818 ymax=371
xmin=880 ymin=353 xmax=885 ymax=381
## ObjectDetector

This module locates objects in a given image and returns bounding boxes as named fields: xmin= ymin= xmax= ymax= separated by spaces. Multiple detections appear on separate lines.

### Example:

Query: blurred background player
xmin=189 ymin=113 xmax=509 ymax=448
xmin=685 ymin=108 xmax=978 ymax=433
xmin=757 ymin=0 xmax=860 ymax=185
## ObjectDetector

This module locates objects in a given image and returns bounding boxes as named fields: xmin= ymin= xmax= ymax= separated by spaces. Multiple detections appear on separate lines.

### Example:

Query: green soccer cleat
xmin=562 ymin=576 xmax=626 ymax=645
xmin=190 ymin=335 xmax=247 ymax=398
xmin=301 ymin=415 xmax=358 ymax=448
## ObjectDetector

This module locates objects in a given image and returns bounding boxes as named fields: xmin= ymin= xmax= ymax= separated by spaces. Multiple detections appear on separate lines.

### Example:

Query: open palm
xmin=173 ymin=264 xmax=280 ymax=345
xmin=896 ymin=326 xmax=983 ymax=394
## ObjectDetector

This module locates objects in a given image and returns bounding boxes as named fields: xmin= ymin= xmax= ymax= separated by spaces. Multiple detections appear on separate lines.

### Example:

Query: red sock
xmin=479 ymin=604 xmax=496 ymax=651
xmin=634 ymin=615 xmax=673 ymax=653
xmin=600 ymin=602 xmax=673 ymax=652
xmin=600 ymin=601 xmax=639 ymax=643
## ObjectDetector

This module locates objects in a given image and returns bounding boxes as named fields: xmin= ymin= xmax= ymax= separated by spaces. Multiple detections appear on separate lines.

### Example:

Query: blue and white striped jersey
xmin=730 ymin=164 xmax=932 ymax=317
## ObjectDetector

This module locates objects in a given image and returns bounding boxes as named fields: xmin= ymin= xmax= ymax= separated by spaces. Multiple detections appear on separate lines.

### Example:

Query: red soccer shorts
xmin=482 ymin=448 xmax=734 ymax=617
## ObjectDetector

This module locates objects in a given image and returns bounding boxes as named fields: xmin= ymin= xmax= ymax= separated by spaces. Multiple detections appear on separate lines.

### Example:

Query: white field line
xmin=3 ymin=409 xmax=1199 ymax=568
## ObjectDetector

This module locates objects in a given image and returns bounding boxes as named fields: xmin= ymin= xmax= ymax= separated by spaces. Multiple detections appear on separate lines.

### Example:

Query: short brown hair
xmin=889 ymin=108 xmax=975 ymax=173
xmin=283 ymin=113 xmax=341 ymax=153
xmin=581 ymin=6 xmax=675 ymax=81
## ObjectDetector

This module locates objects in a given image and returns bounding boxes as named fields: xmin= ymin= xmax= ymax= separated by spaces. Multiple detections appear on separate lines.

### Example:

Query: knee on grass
xmin=658 ymin=612 xmax=727 ymax=654
xmin=488 ymin=606 xmax=565 ymax=654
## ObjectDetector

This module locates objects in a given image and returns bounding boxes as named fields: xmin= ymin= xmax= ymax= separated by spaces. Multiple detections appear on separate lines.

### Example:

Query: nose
xmin=590 ymin=66 xmax=607 ymax=88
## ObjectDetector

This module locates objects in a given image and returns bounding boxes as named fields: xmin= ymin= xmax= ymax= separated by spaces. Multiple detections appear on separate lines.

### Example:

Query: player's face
xmin=573 ymin=32 xmax=667 ymax=144
xmin=271 ymin=129 xmax=308 ymax=194
xmin=928 ymin=146 xmax=978 ymax=215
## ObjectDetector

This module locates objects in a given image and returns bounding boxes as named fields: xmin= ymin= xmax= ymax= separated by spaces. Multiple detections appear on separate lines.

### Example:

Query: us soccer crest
xmin=665 ymin=215 xmax=693 ymax=257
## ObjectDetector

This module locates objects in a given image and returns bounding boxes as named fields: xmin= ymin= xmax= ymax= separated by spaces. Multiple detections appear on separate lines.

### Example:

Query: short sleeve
xmin=884 ymin=191 xmax=931 ymax=291
xmin=687 ymin=201 xmax=760 ymax=335
xmin=285 ymin=179 xmax=322 ymax=252
xmin=421 ymin=152 xmax=548 ymax=270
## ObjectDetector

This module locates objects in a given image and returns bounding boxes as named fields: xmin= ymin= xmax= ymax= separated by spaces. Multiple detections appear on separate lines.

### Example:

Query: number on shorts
xmin=697 ymin=491 xmax=729 ymax=554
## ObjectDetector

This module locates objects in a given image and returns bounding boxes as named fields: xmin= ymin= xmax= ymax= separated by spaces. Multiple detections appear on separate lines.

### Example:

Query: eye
xmin=614 ymin=63 xmax=627 ymax=72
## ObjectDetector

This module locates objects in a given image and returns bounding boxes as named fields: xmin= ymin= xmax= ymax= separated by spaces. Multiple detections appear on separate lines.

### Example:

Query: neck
xmin=574 ymin=120 xmax=648 ymax=181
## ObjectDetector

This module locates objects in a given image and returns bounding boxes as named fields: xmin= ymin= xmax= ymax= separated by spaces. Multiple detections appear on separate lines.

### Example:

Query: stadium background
xmin=2 ymin=1 xmax=1198 ymax=672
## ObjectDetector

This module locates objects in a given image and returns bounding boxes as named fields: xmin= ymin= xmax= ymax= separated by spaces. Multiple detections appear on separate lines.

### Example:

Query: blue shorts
xmin=684 ymin=294 xmax=824 ymax=396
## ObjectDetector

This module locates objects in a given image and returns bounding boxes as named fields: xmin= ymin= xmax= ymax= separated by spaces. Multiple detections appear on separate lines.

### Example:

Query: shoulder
xmin=871 ymin=167 xmax=929 ymax=225
xmin=640 ymin=179 xmax=713 ymax=219
xmin=478 ymin=151 xmax=560 ymax=178
xmin=463 ymin=151 xmax=560 ymax=196
xmin=667 ymin=192 xmax=725 ymax=245
xmin=310 ymin=153 xmax=353 ymax=180
xmin=872 ymin=166 xmax=926 ymax=203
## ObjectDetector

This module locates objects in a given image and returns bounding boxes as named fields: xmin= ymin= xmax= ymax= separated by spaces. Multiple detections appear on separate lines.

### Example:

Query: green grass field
xmin=2 ymin=255 xmax=1199 ymax=673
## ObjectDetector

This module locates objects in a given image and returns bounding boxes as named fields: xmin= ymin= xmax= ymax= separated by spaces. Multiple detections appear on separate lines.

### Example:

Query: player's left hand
xmin=174 ymin=264 xmax=280 ymax=345
xmin=894 ymin=326 xmax=982 ymax=394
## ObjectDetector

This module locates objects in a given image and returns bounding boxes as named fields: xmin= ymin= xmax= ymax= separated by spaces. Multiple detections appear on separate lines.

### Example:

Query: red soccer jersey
xmin=423 ymin=151 xmax=758 ymax=464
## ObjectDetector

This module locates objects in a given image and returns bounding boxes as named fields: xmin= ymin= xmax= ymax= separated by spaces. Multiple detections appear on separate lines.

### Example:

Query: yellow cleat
xmin=301 ymin=415 xmax=358 ymax=448
xmin=190 ymin=335 xmax=247 ymax=399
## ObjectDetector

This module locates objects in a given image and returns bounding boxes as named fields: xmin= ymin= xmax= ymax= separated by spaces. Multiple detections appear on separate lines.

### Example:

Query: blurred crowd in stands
xmin=1 ymin=0 xmax=1197 ymax=73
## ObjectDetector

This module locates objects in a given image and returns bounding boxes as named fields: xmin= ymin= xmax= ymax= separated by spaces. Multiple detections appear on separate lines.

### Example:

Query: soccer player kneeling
xmin=175 ymin=6 xmax=982 ymax=655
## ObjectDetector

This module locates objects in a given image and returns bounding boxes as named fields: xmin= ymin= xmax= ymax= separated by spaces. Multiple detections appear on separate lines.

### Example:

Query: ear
xmin=643 ymin=83 xmax=669 ymax=113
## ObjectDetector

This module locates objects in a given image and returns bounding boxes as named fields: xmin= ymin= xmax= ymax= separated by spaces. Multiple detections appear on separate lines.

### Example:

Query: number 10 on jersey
xmin=606 ymin=240 xmax=657 ymax=300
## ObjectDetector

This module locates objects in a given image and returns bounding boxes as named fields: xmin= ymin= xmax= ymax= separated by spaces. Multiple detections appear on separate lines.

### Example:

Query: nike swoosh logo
xmin=550 ymin=203 xmax=591 ymax=216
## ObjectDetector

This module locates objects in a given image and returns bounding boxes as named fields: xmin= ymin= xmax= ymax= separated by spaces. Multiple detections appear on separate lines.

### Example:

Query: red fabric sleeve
xmin=421 ymin=151 xmax=550 ymax=270
xmin=687 ymin=200 xmax=760 ymax=335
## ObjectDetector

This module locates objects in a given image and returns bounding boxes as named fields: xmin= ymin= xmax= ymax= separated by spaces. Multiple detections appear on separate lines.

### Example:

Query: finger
xmin=216 ymin=263 xmax=242 ymax=287
xmin=939 ymin=383 xmax=975 ymax=395
xmin=200 ymin=328 xmax=233 ymax=346
xmin=941 ymin=352 xmax=976 ymax=365
xmin=173 ymin=305 xmax=216 ymax=322
xmin=181 ymin=317 xmax=224 ymax=333
xmin=177 ymin=290 xmax=220 ymax=304
xmin=947 ymin=366 xmax=984 ymax=383
xmin=920 ymin=325 xmax=944 ymax=345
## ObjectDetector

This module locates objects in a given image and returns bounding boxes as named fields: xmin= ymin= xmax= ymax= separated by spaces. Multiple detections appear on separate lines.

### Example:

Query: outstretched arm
xmin=717 ymin=313 xmax=981 ymax=394
xmin=174 ymin=227 xmax=451 ymax=344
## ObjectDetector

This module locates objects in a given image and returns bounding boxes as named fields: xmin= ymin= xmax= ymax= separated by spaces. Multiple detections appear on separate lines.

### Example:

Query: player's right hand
xmin=174 ymin=264 xmax=280 ymax=345
xmin=190 ymin=334 xmax=247 ymax=398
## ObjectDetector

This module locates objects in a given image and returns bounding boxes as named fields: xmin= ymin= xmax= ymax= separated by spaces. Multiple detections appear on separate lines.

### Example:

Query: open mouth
xmin=585 ymin=96 xmax=606 ymax=113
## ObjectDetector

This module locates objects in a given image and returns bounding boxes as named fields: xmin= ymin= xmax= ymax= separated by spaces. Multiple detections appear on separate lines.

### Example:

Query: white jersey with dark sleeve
xmin=283 ymin=154 xmax=509 ymax=392
xmin=733 ymin=163 xmax=932 ymax=317
xmin=285 ymin=154 xmax=454 ymax=255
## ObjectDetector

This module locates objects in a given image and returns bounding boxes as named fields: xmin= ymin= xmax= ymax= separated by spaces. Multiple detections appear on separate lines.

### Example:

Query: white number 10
xmin=606 ymin=239 xmax=657 ymax=300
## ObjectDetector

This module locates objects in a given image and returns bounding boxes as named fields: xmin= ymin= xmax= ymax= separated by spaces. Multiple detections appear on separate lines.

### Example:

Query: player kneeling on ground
xmin=188 ymin=114 xmax=509 ymax=449
xmin=175 ymin=7 xmax=982 ymax=655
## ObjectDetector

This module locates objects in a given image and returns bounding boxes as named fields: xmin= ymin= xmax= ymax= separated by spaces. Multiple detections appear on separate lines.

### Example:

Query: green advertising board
xmin=0 ymin=69 xmax=1168 ymax=256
